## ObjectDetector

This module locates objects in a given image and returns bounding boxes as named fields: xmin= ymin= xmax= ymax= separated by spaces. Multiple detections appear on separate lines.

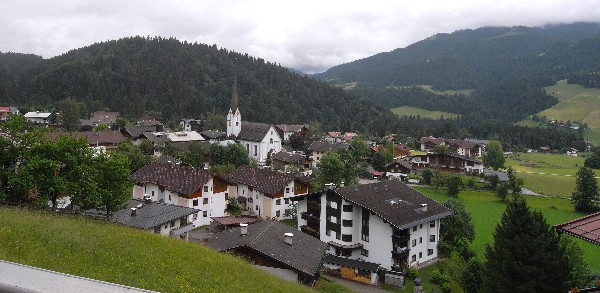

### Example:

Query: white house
xmin=130 ymin=160 xmax=229 ymax=227
xmin=293 ymin=180 xmax=452 ymax=270
xmin=226 ymin=76 xmax=282 ymax=164
xmin=217 ymin=165 xmax=311 ymax=220
xmin=410 ymin=153 xmax=484 ymax=174
xmin=307 ymin=141 xmax=349 ymax=168
xmin=166 ymin=130 xmax=205 ymax=142
xmin=24 ymin=111 xmax=52 ymax=124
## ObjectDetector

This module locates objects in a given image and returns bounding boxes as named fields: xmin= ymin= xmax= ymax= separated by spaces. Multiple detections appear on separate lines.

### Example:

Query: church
xmin=226 ymin=76 xmax=282 ymax=165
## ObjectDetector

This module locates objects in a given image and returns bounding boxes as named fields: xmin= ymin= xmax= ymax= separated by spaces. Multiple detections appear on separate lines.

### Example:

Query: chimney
xmin=240 ymin=223 xmax=248 ymax=236
xmin=284 ymin=232 xmax=293 ymax=245
xmin=143 ymin=194 xmax=151 ymax=202
xmin=421 ymin=204 xmax=428 ymax=212
xmin=131 ymin=207 xmax=137 ymax=216
xmin=340 ymin=181 xmax=345 ymax=188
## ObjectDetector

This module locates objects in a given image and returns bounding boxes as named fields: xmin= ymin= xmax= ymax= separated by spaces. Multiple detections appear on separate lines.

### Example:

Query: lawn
xmin=390 ymin=106 xmax=460 ymax=119
xmin=0 ymin=207 xmax=313 ymax=293
xmin=414 ymin=187 xmax=600 ymax=273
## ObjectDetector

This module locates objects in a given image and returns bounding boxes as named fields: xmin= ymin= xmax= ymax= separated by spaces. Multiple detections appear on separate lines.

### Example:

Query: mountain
xmin=314 ymin=23 xmax=600 ymax=124
xmin=0 ymin=37 xmax=397 ymax=135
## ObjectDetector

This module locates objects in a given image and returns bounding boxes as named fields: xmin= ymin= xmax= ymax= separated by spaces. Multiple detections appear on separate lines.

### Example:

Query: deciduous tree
xmin=482 ymin=141 xmax=505 ymax=170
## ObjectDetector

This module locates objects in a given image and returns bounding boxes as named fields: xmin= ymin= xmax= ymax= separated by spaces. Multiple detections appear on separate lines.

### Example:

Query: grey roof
xmin=237 ymin=121 xmax=274 ymax=142
xmin=483 ymin=169 xmax=509 ymax=181
xmin=333 ymin=181 xmax=452 ymax=230
xmin=206 ymin=221 xmax=328 ymax=277
xmin=201 ymin=130 xmax=226 ymax=139
xmin=275 ymin=124 xmax=307 ymax=133
xmin=307 ymin=141 xmax=349 ymax=153
xmin=323 ymin=254 xmax=380 ymax=272
xmin=109 ymin=199 xmax=198 ymax=229
xmin=217 ymin=165 xmax=299 ymax=196
xmin=123 ymin=125 xmax=162 ymax=139
xmin=272 ymin=151 xmax=304 ymax=164
xmin=130 ymin=161 xmax=212 ymax=196
xmin=143 ymin=132 xmax=169 ymax=144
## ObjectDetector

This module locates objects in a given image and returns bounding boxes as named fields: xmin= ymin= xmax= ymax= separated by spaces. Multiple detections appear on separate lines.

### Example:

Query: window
xmin=203 ymin=198 xmax=208 ymax=205
xmin=285 ymin=188 xmax=290 ymax=193
xmin=343 ymin=204 xmax=353 ymax=212
xmin=411 ymin=255 xmax=416 ymax=262
xmin=225 ymin=193 xmax=229 ymax=201
xmin=276 ymin=210 xmax=280 ymax=217
xmin=430 ymin=235 xmax=435 ymax=242
xmin=193 ymin=199 xmax=198 ymax=207
xmin=430 ymin=221 xmax=436 ymax=228
xmin=341 ymin=249 xmax=351 ymax=257
xmin=326 ymin=229 xmax=331 ymax=236
xmin=412 ymin=239 xmax=417 ymax=247
xmin=361 ymin=249 xmax=369 ymax=257
xmin=236 ymin=122 xmax=238 ymax=126
xmin=203 ymin=211 xmax=207 ymax=217
xmin=412 ymin=226 xmax=417 ymax=232
xmin=420 ymin=224 xmax=423 ymax=229
xmin=270 ymin=138 xmax=273 ymax=144
xmin=419 ymin=252 xmax=422 ymax=259
xmin=203 ymin=186 xmax=208 ymax=192
xmin=342 ymin=220 xmax=353 ymax=227
xmin=256 ymin=205 xmax=259 ymax=210
xmin=254 ymin=145 xmax=257 ymax=156
xmin=361 ymin=234 xmax=369 ymax=242
xmin=170 ymin=221 xmax=175 ymax=227
xmin=428 ymin=249 xmax=434 ymax=256
xmin=284 ymin=198 xmax=289 ymax=204
xmin=361 ymin=209 xmax=369 ymax=242
xmin=276 ymin=199 xmax=281 ymax=205
xmin=255 ymin=194 xmax=258 ymax=199
xmin=168 ymin=194 xmax=171 ymax=201
xmin=419 ymin=237 xmax=422 ymax=244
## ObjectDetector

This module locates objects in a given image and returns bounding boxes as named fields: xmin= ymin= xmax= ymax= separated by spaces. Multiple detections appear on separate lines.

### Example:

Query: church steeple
xmin=227 ymin=73 xmax=242 ymax=137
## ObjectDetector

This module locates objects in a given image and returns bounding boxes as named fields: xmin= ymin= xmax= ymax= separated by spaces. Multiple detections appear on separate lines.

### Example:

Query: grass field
xmin=0 ymin=208 xmax=313 ymax=293
xmin=505 ymin=152 xmax=600 ymax=198
xmin=417 ymin=85 xmax=474 ymax=96
xmin=390 ymin=106 xmax=460 ymax=119
xmin=415 ymin=187 xmax=600 ymax=273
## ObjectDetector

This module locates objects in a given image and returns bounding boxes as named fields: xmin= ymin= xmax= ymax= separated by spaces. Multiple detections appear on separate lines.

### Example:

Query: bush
xmin=407 ymin=267 xmax=419 ymax=279
xmin=431 ymin=269 xmax=449 ymax=285
xmin=440 ymin=282 xmax=452 ymax=293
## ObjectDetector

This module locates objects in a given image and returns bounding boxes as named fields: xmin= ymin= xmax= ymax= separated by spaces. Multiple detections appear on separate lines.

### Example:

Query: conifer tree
xmin=572 ymin=167 xmax=599 ymax=213
xmin=484 ymin=197 xmax=571 ymax=292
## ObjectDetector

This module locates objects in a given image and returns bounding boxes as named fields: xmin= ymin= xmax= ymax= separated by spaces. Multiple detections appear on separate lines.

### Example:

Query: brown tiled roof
xmin=206 ymin=220 xmax=328 ymax=277
xmin=217 ymin=165 xmax=297 ymax=196
xmin=237 ymin=121 xmax=274 ymax=142
xmin=555 ymin=212 xmax=600 ymax=246
xmin=44 ymin=131 xmax=126 ymax=147
xmin=307 ymin=141 xmax=349 ymax=153
xmin=90 ymin=111 xmax=119 ymax=125
xmin=275 ymin=124 xmax=307 ymax=133
xmin=333 ymin=181 xmax=452 ymax=230
xmin=419 ymin=137 xmax=445 ymax=144
xmin=272 ymin=151 xmax=304 ymax=164
xmin=396 ymin=144 xmax=411 ymax=152
xmin=130 ymin=162 xmax=211 ymax=196
xmin=385 ymin=159 xmax=411 ymax=170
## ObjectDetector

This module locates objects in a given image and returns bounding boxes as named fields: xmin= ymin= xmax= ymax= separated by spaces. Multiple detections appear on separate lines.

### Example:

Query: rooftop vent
xmin=143 ymin=194 xmax=151 ymax=202
xmin=284 ymin=232 xmax=293 ymax=245
xmin=240 ymin=223 xmax=248 ymax=236
xmin=421 ymin=204 xmax=428 ymax=212
xmin=131 ymin=207 xmax=137 ymax=216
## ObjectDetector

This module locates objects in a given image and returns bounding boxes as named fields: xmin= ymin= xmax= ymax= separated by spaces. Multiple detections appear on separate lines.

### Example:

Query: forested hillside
xmin=0 ymin=37 xmax=397 ymax=135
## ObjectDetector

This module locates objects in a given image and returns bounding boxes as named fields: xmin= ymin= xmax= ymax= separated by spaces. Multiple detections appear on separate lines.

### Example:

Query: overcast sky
xmin=1 ymin=1 xmax=599 ymax=73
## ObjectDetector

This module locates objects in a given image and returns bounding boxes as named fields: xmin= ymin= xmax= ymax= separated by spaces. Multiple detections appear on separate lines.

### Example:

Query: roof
xmin=143 ymin=132 xmax=169 ymax=144
xmin=555 ymin=212 xmax=600 ymax=246
xmin=419 ymin=137 xmax=445 ymax=145
xmin=123 ymin=124 xmax=162 ymax=138
xmin=24 ymin=112 xmax=51 ymax=118
xmin=483 ymin=169 xmax=509 ymax=181
xmin=396 ymin=144 xmax=411 ymax=152
xmin=323 ymin=254 xmax=380 ymax=272
xmin=272 ymin=151 xmax=304 ymax=164
xmin=166 ymin=131 xmax=204 ymax=142
xmin=44 ymin=131 xmax=127 ymax=147
xmin=385 ymin=159 xmax=411 ymax=170
xmin=275 ymin=124 xmax=307 ymax=133
xmin=217 ymin=165 xmax=298 ymax=196
xmin=237 ymin=121 xmax=275 ymax=142
xmin=201 ymin=130 xmax=226 ymax=139
xmin=171 ymin=141 xmax=211 ymax=154
xmin=96 ymin=199 xmax=198 ymax=229
xmin=307 ymin=141 xmax=349 ymax=153
xmin=211 ymin=216 xmax=258 ymax=226
xmin=417 ymin=153 xmax=482 ymax=164
xmin=89 ymin=111 xmax=119 ymax=125
xmin=130 ymin=161 xmax=212 ymax=196
xmin=332 ymin=181 xmax=453 ymax=230
xmin=206 ymin=220 xmax=328 ymax=277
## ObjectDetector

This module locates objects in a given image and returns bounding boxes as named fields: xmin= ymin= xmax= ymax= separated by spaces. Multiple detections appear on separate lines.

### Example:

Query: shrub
xmin=407 ymin=267 xmax=419 ymax=279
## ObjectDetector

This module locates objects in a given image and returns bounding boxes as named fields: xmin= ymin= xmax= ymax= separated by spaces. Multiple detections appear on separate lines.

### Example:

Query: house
xmin=226 ymin=76 xmax=282 ymax=164
xmin=395 ymin=144 xmax=412 ymax=157
xmin=326 ymin=132 xmax=357 ymax=143
xmin=87 ymin=111 xmax=119 ymax=127
xmin=293 ymin=180 xmax=452 ymax=270
xmin=420 ymin=137 xmax=484 ymax=157
xmin=201 ymin=130 xmax=227 ymax=143
xmin=567 ymin=148 xmax=578 ymax=156
xmin=384 ymin=159 xmax=412 ymax=181
xmin=419 ymin=137 xmax=446 ymax=152
xmin=0 ymin=106 xmax=19 ymax=121
xmin=272 ymin=151 xmax=312 ymax=175
xmin=165 ymin=131 xmax=204 ymax=142
xmin=322 ymin=254 xmax=381 ymax=285
xmin=84 ymin=199 xmax=198 ymax=237
xmin=411 ymin=153 xmax=484 ymax=174
xmin=24 ymin=111 xmax=52 ymax=125
xmin=180 ymin=118 xmax=204 ymax=132
xmin=122 ymin=122 xmax=165 ymax=142
xmin=554 ymin=211 xmax=600 ymax=246
xmin=275 ymin=124 xmax=309 ymax=141
xmin=217 ymin=165 xmax=311 ymax=220
xmin=44 ymin=131 xmax=127 ymax=151
xmin=130 ymin=161 xmax=229 ymax=227
xmin=307 ymin=141 xmax=349 ymax=168
xmin=206 ymin=220 xmax=328 ymax=285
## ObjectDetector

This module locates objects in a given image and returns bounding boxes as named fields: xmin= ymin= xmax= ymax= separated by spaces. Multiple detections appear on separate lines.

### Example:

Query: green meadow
xmin=390 ymin=106 xmax=461 ymax=119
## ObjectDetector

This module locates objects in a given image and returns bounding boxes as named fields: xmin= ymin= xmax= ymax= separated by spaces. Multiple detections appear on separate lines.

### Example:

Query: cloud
xmin=1 ymin=0 xmax=599 ymax=73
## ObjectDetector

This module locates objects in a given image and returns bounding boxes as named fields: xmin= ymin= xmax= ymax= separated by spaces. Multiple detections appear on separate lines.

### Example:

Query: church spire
xmin=231 ymin=73 xmax=239 ymax=112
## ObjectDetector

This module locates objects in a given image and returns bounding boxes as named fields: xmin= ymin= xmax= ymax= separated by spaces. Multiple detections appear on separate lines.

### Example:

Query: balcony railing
xmin=301 ymin=212 xmax=321 ymax=224
xmin=391 ymin=247 xmax=410 ymax=257
xmin=392 ymin=234 xmax=410 ymax=243
xmin=300 ymin=225 xmax=320 ymax=238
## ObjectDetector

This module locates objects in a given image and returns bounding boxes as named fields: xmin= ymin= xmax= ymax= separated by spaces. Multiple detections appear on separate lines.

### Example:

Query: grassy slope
xmin=390 ymin=106 xmax=460 ymax=119
xmin=517 ymin=79 xmax=600 ymax=144
xmin=0 ymin=208 xmax=313 ymax=293
xmin=417 ymin=85 xmax=474 ymax=96
xmin=415 ymin=187 xmax=600 ymax=273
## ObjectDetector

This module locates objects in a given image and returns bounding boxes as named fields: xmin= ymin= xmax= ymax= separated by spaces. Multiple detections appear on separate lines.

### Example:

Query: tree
xmin=506 ymin=166 xmax=523 ymax=196
xmin=225 ymin=143 xmax=250 ymax=168
xmin=484 ymin=197 xmax=571 ymax=292
xmin=114 ymin=141 xmax=151 ymax=172
xmin=181 ymin=141 xmax=205 ymax=169
xmin=439 ymin=199 xmax=475 ymax=258
xmin=92 ymin=153 xmax=132 ymax=219
xmin=433 ymin=144 xmax=449 ymax=155
xmin=559 ymin=236 xmax=590 ymax=289
xmin=92 ymin=123 xmax=110 ymax=132
xmin=372 ymin=152 xmax=386 ymax=172
xmin=431 ymin=167 xmax=445 ymax=191
xmin=56 ymin=98 xmax=84 ymax=132
xmin=445 ymin=176 xmax=463 ymax=197
xmin=421 ymin=168 xmax=433 ymax=185
xmin=482 ymin=141 xmax=505 ymax=170
xmin=157 ymin=142 xmax=179 ymax=157
xmin=459 ymin=258 xmax=484 ymax=293
xmin=315 ymin=152 xmax=351 ymax=189
xmin=138 ymin=139 xmax=154 ymax=155
xmin=349 ymin=135 xmax=370 ymax=162
xmin=289 ymin=132 xmax=305 ymax=151
xmin=208 ymin=164 xmax=235 ymax=174
xmin=572 ymin=167 xmax=599 ymax=213
xmin=204 ymin=112 xmax=226 ymax=132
